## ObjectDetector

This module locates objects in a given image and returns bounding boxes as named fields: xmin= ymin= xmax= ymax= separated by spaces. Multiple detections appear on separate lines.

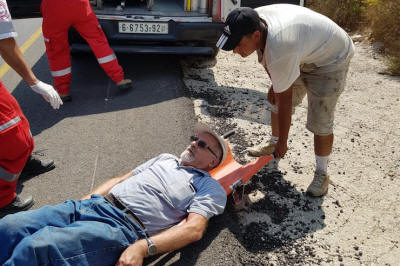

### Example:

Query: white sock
xmin=270 ymin=135 xmax=279 ymax=145
xmin=316 ymin=155 xmax=329 ymax=173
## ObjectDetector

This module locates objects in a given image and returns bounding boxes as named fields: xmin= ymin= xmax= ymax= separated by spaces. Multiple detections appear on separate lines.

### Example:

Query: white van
xmin=8 ymin=0 xmax=304 ymax=56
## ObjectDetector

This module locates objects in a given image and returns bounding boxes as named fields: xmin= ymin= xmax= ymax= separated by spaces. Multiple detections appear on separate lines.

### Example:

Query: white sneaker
xmin=248 ymin=142 xmax=276 ymax=157
xmin=307 ymin=170 xmax=330 ymax=197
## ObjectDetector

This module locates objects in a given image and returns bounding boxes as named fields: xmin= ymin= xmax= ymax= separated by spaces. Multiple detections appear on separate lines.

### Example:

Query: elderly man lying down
xmin=0 ymin=124 xmax=227 ymax=266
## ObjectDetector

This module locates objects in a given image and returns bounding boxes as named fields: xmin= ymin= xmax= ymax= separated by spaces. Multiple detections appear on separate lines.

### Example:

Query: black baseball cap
xmin=216 ymin=7 xmax=261 ymax=51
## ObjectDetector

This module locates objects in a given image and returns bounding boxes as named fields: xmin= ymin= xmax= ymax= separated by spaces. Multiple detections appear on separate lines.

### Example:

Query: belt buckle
xmin=120 ymin=206 xmax=129 ymax=213
xmin=122 ymin=208 xmax=142 ymax=229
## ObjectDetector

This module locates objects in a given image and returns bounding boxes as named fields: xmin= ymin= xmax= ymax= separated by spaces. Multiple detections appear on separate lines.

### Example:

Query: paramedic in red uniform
xmin=41 ymin=0 xmax=132 ymax=102
xmin=0 ymin=0 xmax=58 ymax=217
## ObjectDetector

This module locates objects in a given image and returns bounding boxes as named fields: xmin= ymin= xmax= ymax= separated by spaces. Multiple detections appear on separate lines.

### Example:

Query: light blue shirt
xmin=109 ymin=153 xmax=227 ymax=235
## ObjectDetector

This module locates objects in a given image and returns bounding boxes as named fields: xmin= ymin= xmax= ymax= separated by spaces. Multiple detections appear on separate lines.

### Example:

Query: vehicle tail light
xmin=211 ymin=0 xmax=221 ymax=22
xmin=185 ymin=0 xmax=208 ymax=13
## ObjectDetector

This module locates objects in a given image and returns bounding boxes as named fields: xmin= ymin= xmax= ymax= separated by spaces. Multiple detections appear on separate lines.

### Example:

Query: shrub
xmin=308 ymin=0 xmax=400 ymax=75
xmin=307 ymin=0 xmax=367 ymax=31
xmin=367 ymin=0 xmax=400 ymax=74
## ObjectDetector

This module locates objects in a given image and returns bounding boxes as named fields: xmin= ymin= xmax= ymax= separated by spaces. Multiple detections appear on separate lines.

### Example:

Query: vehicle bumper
xmin=70 ymin=19 xmax=224 ymax=55
xmin=71 ymin=44 xmax=217 ymax=55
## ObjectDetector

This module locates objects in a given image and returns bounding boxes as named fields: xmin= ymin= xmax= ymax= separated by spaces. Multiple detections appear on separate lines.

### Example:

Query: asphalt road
xmin=3 ymin=18 xmax=196 ymax=206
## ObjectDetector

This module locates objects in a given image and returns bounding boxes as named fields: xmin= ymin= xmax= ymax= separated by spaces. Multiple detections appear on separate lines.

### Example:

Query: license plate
xmin=118 ymin=22 xmax=168 ymax=34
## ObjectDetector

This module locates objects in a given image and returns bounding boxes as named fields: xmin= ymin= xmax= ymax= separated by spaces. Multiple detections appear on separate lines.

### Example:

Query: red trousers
xmin=0 ymin=81 xmax=34 ymax=207
xmin=41 ymin=0 xmax=124 ymax=95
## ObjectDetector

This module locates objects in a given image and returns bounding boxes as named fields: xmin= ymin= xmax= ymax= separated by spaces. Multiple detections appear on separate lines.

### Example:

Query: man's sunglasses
xmin=190 ymin=135 xmax=218 ymax=159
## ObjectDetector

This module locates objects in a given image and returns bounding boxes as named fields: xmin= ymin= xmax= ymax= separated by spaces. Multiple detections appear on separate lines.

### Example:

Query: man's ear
xmin=252 ymin=30 xmax=261 ymax=41
xmin=208 ymin=157 xmax=219 ymax=169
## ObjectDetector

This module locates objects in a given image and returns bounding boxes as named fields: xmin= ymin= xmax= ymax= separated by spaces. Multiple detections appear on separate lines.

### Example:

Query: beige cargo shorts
xmin=276 ymin=61 xmax=351 ymax=136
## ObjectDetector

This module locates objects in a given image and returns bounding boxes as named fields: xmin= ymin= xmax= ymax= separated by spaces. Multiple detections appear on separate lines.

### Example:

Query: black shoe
xmin=60 ymin=95 xmax=72 ymax=102
xmin=20 ymin=154 xmax=55 ymax=178
xmin=0 ymin=195 xmax=34 ymax=218
xmin=117 ymin=79 xmax=133 ymax=91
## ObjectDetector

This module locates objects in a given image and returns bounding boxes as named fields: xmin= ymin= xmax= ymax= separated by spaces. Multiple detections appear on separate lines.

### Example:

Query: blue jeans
xmin=0 ymin=194 xmax=146 ymax=265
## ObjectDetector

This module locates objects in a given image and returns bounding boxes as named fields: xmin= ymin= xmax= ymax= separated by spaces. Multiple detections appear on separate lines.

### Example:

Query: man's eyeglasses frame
xmin=190 ymin=135 xmax=219 ymax=159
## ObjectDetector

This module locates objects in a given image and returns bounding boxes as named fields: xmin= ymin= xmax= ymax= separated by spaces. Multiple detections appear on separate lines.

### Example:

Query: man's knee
xmin=0 ymin=215 xmax=35 ymax=263
xmin=0 ymin=214 xmax=28 ymax=237
xmin=306 ymin=122 xmax=334 ymax=136
xmin=291 ymin=78 xmax=307 ymax=108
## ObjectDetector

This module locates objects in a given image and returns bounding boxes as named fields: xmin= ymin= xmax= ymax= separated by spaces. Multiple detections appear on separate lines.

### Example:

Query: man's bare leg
xmin=314 ymin=134 xmax=333 ymax=156
xmin=271 ymin=111 xmax=279 ymax=138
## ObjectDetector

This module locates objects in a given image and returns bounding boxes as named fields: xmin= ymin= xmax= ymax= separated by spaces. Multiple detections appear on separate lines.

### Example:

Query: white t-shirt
xmin=256 ymin=4 xmax=354 ymax=93
xmin=0 ymin=0 xmax=16 ymax=40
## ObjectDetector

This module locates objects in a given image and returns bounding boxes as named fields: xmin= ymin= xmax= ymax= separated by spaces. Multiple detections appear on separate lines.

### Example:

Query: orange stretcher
xmin=178 ymin=131 xmax=274 ymax=225
xmin=208 ymin=131 xmax=275 ymax=204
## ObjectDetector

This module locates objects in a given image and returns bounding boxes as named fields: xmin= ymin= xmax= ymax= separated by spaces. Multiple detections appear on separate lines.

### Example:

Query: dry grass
xmin=308 ymin=0 xmax=400 ymax=75
xmin=368 ymin=0 xmax=400 ymax=75
xmin=307 ymin=0 xmax=367 ymax=31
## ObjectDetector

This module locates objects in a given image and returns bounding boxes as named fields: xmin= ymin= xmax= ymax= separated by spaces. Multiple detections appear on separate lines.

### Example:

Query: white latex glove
xmin=30 ymin=81 xmax=63 ymax=109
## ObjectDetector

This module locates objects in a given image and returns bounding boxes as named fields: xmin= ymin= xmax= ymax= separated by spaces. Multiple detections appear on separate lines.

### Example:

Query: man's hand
xmin=31 ymin=81 xmax=63 ymax=109
xmin=274 ymin=140 xmax=288 ymax=158
xmin=116 ymin=240 xmax=147 ymax=266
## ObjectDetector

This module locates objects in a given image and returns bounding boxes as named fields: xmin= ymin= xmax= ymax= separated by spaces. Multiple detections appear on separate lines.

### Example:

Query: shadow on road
xmin=181 ymin=59 xmax=271 ymax=127
xmin=230 ymin=169 xmax=326 ymax=264
xmin=12 ymin=53 xmax=185 ymax=137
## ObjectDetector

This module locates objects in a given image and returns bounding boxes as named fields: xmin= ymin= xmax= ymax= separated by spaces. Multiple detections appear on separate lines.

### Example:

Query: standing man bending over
xmin=0 ymin=124 xmax=227 ymax=266
xmin=216 ymin=5 xmax=354 ymax=196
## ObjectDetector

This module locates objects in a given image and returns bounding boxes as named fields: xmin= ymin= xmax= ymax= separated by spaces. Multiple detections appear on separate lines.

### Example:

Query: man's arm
xmin=116 ymin=212 xmax=208 ymax=266
xmin=0 ymin=37 xmax=62 ymax=109
xmin=0 ymin=37 xmax=38 ymax=85
xmin=80 ymin=171 xmax=132 ymax=200
xmin=274 ymin=86 xmax=293 ymax=158
xmin=82 ymin=155 xmax=165 ymax=200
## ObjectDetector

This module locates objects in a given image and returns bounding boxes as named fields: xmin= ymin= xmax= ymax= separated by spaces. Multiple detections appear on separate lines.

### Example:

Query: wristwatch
xmin=146 ymin=237 xmax=157 ymax=256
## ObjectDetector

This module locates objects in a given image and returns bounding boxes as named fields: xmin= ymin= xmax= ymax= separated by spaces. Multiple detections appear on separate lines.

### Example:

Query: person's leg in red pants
xmin=74 ymin=8 xmax=124 ymax=83
xmin=0 ymin=84 xmax=55 ymax=218
xmin=73 ymin=1 xmax=132 ymax=90
xmin=0 ymin=95 xmax=34 ymax=216
xmin=41 ymin=0 xmax=73 ymax=98
xmin=41 ymin=0 xmax=132 ymax=101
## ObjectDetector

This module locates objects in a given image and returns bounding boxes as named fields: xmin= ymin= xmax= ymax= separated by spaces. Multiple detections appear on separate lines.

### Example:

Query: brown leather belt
xmin=104 ymin=193 xmax=146 ymax=231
